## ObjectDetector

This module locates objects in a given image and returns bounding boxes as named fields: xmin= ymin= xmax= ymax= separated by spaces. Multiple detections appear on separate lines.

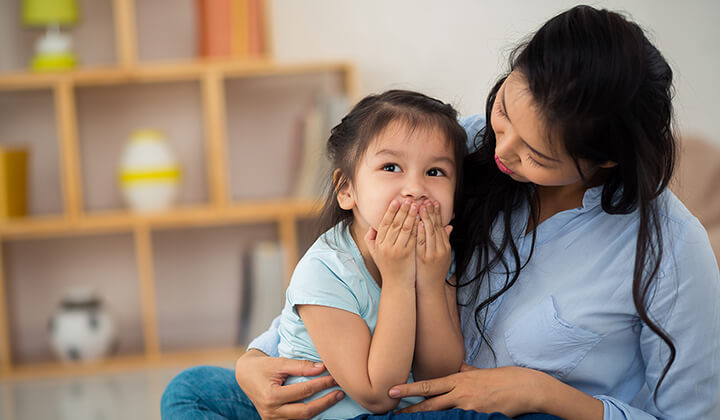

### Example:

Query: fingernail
xmin=390 ymin=200 xmax=399 ymax=208
xmin=411 ymin=203 xmax=417 ymax=210
xmin=336 ymin=391 xmax=345 ymax=401
xmin=389 ymin=388 xmax=401 ymax=398
xmin=314 ymin=362 xmax=324 ymax=368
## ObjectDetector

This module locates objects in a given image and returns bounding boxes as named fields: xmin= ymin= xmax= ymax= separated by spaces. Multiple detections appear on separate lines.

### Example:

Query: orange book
xmin=231 ymin=0 xmax=249 ymax=58
xmin=197 ymin=0 xmax=232 ymax=58
xmin=247 ymin=0 xmax=265 ymax=57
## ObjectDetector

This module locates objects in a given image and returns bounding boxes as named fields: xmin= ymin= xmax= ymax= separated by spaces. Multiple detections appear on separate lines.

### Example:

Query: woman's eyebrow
xmin=501 ymin=86 xmax=561 ymax=163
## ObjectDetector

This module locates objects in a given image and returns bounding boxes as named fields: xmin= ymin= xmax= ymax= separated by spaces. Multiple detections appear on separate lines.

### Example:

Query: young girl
xmin=276 ymin=90 xmax=468 ymax=419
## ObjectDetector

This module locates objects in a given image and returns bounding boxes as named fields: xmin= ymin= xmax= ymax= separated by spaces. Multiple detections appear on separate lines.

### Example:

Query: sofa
xmin=671 ymin=136 xmax=720 ymax=264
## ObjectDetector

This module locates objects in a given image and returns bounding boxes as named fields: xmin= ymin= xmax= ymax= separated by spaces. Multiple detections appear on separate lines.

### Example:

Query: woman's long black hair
xmin=453 ymin=5 xmax=677 ymax=404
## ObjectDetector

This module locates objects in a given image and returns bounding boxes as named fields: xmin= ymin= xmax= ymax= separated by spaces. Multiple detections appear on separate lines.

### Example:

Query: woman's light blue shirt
xmin=249 ymin=115 xmax=720 ymax=420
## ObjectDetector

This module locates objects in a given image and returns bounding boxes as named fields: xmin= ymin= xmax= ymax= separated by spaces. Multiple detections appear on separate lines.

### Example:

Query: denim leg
xmin=351 ymin=410 xmax=563 ymax=420
xmin=161 ymin=365 xmax=261 ymax=420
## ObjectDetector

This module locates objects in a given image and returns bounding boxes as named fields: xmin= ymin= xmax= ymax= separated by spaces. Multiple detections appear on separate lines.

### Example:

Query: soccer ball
xmin=48 ymin=288 xmax=117 ymax=363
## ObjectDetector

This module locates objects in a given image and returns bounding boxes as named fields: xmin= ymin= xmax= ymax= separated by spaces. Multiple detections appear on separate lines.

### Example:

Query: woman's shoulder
xmin=657 ymin=189 xmax=708 ymax=239
xmin=459 ymin=114 xmax=486 ymax=152
xmin=656 ymin=189 xmax=719 ymax=277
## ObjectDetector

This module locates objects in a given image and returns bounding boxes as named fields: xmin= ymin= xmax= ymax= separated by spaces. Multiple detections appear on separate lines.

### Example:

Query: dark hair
xmin=317 ymin=89 xmax=468 ymax=235
xmin=453 ymin=5 xmax=677 ymax=405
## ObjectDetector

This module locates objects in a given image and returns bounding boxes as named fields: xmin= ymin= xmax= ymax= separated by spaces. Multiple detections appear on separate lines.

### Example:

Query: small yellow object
xmin=32 ymin=52 xmax=77 ymax=71
xmin=0 ymin=145 xmax=29 ymax=220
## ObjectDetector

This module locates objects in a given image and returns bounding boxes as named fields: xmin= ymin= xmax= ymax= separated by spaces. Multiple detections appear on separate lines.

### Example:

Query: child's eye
xmin=427 ymin=168 xmax=445 ymax=177
xmin=382 ymin=164 xmax=400 ymax=172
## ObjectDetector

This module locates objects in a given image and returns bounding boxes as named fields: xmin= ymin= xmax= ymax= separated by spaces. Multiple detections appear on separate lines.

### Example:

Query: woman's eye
xmin=495 ymin=101 xmax=507 ymax=118
xmin=427 ymin=168 xmax=445 ymax=177
xmin=382 ymin=164 xmax=400 ymax=172
xmin=526 ymin=153 xmax=545 ymax=168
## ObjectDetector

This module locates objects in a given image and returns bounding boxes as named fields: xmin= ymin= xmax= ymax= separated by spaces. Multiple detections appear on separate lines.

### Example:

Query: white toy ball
xmin=118 ymin=129 xmax=181 ymax=212
xmin=48 ymin=288 xmax=117 ymax=363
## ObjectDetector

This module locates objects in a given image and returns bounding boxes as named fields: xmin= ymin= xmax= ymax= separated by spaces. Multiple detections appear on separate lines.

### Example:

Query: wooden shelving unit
xmin=0 ymin=0 xmax=356 ymax=380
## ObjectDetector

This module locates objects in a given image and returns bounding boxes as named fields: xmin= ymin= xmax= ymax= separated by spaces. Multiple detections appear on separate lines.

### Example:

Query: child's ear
xmin=334 ymin=169 xmax=355 ymax=210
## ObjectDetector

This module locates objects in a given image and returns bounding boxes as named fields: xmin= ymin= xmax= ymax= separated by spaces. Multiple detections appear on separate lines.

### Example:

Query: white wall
xmin=270 ymin=0 xmax=720 ymax=145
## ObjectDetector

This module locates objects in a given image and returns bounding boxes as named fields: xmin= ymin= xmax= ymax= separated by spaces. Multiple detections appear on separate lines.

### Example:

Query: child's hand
xmin=364 ymin=199 xmax=418 ymax=287
xmin=416 ymin=200 xmax=452 ymax=291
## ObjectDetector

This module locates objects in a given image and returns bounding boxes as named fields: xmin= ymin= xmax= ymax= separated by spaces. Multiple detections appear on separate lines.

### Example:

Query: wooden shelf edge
xmin=0 ymin=60 xmax=353 ymax=90
xmin=0 ymin=199 xmax=322 ymax=239
xmin=0 ymin=347 xmax=245 ymax=382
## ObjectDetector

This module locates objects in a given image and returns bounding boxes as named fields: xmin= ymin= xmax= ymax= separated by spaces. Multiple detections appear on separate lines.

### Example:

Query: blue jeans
xmin=161 ymin=366 xmax=562 ymax=420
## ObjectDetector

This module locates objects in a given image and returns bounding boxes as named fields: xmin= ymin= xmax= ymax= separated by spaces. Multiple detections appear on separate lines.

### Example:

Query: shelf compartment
xmin=0 ymin=0 xmax=117 ymax=74
xmin=0 ymin=90 xmax=64 ymax=218
xmin=224 ymin=71 xmax=346 ymax=201
xmin=153 ymin=223 xmax=279 ymax=351
xmin=2 ymin=233 xmax=144 ymax=366
xmin=76 ymin=80 xmax=206 ymax=213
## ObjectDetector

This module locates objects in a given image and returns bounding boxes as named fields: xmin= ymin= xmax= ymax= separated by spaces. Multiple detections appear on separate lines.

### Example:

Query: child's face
xmin=338 ymin=120 xmax=457 ymax=234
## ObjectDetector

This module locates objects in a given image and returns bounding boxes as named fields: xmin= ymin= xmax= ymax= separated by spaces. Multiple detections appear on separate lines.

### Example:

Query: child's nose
xmin=401 ymin=177 xmax=428 ymax=202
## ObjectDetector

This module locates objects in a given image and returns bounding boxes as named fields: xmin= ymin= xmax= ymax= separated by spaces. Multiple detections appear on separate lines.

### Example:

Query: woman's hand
xmin=388 ymin=364 xmax=603 ymax=419
xmin=416 ymin=200 xmax=453 ymax=290
xmin=235 ymin=349 xmax=345 ymax=419
xmin=388 ymin=364 xmax=547 ymax=417
xmin=364 ymin=199 xmax=419 ymax=286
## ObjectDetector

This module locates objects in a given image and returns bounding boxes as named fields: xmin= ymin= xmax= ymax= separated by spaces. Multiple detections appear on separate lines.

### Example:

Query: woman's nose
xmin=495 ymin=128 xmax=521 ymax=158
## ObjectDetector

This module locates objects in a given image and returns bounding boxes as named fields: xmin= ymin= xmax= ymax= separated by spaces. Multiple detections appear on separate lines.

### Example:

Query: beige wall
xmin=271 ymin=0 xmax=720 ymax=145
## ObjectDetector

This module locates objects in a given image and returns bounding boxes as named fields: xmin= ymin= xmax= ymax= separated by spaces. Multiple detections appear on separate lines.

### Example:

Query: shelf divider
xmin=0 ymin=241 xmax=12 ymax=375
xmin=202 ymin=70 xmax=231 ymax=209
xmin=134 ymin=224 xmax=161 ymax=359
xmin=278 ymin=216 xmax=300 ymax=288
xmin=113 ymin=0 xmax=139 ymax=68
xmin=54 ymin=81 xmax=84 ymax=220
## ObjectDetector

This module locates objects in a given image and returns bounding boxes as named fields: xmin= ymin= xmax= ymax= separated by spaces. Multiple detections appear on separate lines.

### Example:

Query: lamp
xmin=22 ymin=0 xmax=80 ymax=71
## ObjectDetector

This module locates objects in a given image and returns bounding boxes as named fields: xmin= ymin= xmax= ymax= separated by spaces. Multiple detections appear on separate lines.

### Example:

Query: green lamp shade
xmin=22 ymin=0 xmax=79 ymax=26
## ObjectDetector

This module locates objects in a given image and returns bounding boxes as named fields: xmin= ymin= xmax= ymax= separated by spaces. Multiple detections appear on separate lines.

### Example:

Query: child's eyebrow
xmin=430 ymin=156 xmax=456 ymax=167
xmin=374 ymin=149 xmax=455 ymax=166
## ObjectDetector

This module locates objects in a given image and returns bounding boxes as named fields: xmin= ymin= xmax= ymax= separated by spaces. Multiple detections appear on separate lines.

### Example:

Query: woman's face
xmin=490 ymin=72 xmax=604 ymax=187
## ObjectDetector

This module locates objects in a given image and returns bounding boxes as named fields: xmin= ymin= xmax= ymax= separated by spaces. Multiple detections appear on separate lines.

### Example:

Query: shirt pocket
xmin=504 ymin=295 xmax=603 ymax=380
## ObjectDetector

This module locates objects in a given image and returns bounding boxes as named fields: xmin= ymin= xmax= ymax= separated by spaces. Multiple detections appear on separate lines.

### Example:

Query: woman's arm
xmin=234 ymin=349 xmax=344 ymax=420
xmin=413 ymin=202 xmax=464 ymax=381
xmin=388 ymin=365 xmax=603 ymax=419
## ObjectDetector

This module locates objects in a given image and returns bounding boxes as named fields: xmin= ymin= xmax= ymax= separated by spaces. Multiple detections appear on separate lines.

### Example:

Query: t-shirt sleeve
xmin=286 ymin=255 xmax=363 ymax=317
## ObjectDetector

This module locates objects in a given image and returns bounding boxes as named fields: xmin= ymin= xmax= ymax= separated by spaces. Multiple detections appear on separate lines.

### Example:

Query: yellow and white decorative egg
xmin=118 ymin=130 xmax=181 ymax=212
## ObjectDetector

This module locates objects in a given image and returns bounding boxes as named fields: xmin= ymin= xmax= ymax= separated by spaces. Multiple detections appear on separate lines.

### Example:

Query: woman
xmin=162 ymin=6 xmax=719 ymax=419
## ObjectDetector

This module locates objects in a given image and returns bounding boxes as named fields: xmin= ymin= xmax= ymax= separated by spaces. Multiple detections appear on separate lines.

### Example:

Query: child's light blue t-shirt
xmin=278 ymin=223 xmax=424 ymax=419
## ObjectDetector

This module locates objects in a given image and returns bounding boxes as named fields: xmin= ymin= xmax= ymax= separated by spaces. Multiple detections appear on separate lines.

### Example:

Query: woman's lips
xmin=495 ymin=155 xmax=514 ymax=174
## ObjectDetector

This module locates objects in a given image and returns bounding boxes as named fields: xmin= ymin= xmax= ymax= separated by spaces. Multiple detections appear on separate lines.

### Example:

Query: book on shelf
xmin=238 ymin=241 xmax=285 ymax=344
xmin=0 ymin=144 xmax=28 ymax=220
xmin=290 ymin=94 xmax=350 ymax=200
xmin=196 ymin=0 xmax=267 ymax=59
